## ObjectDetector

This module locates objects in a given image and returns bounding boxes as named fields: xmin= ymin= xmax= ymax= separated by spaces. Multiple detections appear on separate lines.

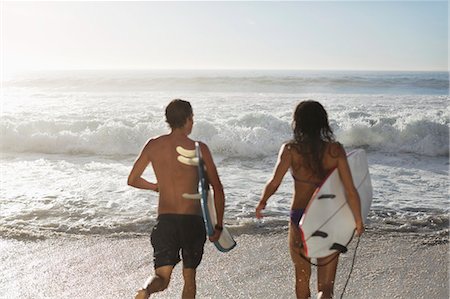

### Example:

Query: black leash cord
xmin=340 ymin=236 xmax=361 ymax=299
xmin=299 ymin=250 xmax=339 ymax=267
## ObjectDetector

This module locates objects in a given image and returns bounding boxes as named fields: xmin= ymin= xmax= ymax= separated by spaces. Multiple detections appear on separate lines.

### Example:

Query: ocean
xmin=1 ymin=70 xmax=448 ymax=239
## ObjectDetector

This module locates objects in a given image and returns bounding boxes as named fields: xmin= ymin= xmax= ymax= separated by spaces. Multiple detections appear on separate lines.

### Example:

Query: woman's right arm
xmin=335 ymin=144 xmax=365 ymax=236
xmin=255 ymin=144 xmax=291 ymax=219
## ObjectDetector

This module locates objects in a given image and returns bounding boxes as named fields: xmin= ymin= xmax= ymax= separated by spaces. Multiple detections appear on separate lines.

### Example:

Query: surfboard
xmin=299 ymin=149 xmax=372 ymax=258
xmin=176 ymin=143 xmax=237 ymax=252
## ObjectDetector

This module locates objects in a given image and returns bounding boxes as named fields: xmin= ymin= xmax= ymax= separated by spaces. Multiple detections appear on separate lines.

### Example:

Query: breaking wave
xmin=1 ymin=112 xmax=448 ymax=157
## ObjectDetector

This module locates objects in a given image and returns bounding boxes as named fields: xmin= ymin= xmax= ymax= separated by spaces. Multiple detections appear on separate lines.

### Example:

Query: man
xmin=128 ymin=99 xmax=225 ymax=299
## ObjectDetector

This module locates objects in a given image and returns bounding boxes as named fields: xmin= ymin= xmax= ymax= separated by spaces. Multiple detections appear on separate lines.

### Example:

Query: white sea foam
xmin=1 ymin=71 xmax=448 ymax=239
xmin=1 ymin=94 xmax=448 ymax=157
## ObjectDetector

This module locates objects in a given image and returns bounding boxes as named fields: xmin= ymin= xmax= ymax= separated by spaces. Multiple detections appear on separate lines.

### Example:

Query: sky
xmin=2 ymin=1 xmax=448 ymax=74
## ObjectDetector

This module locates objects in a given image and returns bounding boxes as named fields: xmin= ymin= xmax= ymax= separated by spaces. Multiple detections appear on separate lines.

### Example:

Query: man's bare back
xmin=140 ymin=132 xmax=202 ymax=215
xmin=128 ymin=106 xmax=224 ymax=235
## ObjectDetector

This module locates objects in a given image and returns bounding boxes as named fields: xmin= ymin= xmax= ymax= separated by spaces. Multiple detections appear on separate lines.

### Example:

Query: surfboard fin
xmin=177 ymin=156 xmax=199 ymax=166
xmin=176 ymin=146 xmax=196 ymax=158
xmin=318 ymin=194 xmax=336 ymax=199
xmin=182 ymin=193 xmax=202 ymax=200
xmin=311 ymin=230 xmax=329 ymax=238
xmin=330 ymin=243 xmax=348 ymax=253
xmin=177 ymin=146 xmax=199 ymax=166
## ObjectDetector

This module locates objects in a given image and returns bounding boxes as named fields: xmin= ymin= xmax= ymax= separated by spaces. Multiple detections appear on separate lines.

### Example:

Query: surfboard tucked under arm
xmin=177 ymin=143 xmax=237 ymax=253
xmin=299 ymin=149 xmax=373 ymax=258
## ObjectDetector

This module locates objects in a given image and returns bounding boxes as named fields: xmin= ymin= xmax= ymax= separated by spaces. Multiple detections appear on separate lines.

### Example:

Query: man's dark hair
xmin=165 ymin=99 xmax=193 ymax=129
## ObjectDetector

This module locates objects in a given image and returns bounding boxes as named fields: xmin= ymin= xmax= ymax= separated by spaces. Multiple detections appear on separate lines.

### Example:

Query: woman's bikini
xmin=289 ymin=172 xmax=321 ymax=226
xmin=288 ymin=143 xmax=337 ymax=227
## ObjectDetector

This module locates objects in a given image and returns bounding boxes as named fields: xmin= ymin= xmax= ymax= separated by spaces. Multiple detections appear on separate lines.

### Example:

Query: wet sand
xmin=0 ymin=230 xmax=448 ymax=298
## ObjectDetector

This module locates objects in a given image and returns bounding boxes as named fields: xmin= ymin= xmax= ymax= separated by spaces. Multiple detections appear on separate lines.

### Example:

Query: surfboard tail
xmin=214 ymin=227 xmax=237 ymax=252
xmin=205 ymin=189 xmax=237 ymax=252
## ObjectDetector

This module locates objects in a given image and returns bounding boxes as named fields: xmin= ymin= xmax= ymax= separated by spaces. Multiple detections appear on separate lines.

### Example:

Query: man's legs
xmin=182 ymin=268 xmax=197 ymax=299
xmin=135 ymin=265 xmax=174 ymax=299
xmin=179 ymin=215 xmax=206 ymax=299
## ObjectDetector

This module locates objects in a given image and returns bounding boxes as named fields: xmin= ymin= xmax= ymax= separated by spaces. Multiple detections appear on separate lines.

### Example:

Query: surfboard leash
xmin=339 ymin=235 xmax=361 ymax=299
xmin=298 ymin=251 xmax=339 ymax=267
xmin=296 ymin=231 xmax=360 ymax=298
xmin=297 ymin=234 xmax=361 ymax=297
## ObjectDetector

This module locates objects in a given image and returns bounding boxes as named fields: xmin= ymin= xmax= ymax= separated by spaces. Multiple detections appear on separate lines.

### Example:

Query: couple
xmin=128 ymin=99 xmax=364 ymax=299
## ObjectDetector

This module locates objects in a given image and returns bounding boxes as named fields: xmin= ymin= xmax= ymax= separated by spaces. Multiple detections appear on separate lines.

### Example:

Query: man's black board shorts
xmin=151 ymin=214 xmax=207 ymax=269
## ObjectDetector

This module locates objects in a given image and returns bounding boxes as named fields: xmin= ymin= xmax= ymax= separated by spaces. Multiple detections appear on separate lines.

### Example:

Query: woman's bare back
xmin=288 ymin=142 xmax=345 ymax=210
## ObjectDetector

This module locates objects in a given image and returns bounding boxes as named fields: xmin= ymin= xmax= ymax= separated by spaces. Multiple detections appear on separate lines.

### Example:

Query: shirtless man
xmin=128 ymin=99 xmax=224 ymax=299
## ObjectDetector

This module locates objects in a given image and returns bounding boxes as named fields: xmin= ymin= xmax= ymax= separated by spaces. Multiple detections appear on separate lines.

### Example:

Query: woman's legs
xmin=316 ymin=253 xmax=339 ymax=299
xmin=289 ymin=224 xmax=312 ymax=299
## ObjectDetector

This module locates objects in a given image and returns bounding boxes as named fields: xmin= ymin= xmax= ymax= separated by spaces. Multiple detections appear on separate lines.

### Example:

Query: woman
xmin=255 ymin=101 xmax=364 ymax=299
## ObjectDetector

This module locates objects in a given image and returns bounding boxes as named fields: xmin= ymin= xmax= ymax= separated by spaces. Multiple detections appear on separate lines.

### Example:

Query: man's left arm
xmin=200 ymin=142 xmax=224 ymax=242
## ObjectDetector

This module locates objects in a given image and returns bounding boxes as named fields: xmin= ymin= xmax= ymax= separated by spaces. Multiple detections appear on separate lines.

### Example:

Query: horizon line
xmin=4 ymin=67 xmax=449 ymax=74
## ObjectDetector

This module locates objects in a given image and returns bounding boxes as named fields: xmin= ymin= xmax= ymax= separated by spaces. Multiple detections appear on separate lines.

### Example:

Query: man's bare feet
xmin=134 ymin=288 xmax=149 ymax=299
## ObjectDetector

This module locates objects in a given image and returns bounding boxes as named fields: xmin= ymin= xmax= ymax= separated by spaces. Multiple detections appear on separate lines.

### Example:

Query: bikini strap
xmin=291 ymin=171 xmax=321 ymax=187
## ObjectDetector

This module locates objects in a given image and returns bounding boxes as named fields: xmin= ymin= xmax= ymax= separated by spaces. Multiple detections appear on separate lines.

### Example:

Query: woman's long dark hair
xmin=291 ymin=100 xmax=335 ymax=178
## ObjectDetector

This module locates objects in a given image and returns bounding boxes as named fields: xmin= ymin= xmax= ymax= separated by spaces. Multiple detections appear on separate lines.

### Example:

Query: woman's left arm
xmin=336 ymin=145 xmax=365 ymax=236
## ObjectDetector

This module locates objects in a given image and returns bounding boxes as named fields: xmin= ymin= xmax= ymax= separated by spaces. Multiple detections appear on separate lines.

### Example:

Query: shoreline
xmin=0 ymin=230 xmax=448 ymax=298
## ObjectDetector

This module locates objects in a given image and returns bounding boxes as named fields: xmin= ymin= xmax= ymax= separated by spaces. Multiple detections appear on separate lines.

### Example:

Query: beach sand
xmin=0 ymin=229 xmax=448 ymax=299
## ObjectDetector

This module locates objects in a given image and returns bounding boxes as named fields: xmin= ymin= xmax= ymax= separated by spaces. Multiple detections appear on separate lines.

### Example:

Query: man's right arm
xmin=127 ymin=140 xmax=158 ymax=192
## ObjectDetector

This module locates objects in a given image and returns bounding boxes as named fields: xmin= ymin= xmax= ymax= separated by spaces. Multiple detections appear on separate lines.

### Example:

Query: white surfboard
xmin=176 ymin=144 xmax=237 ymax=252
xmin=299 ymin=149 xmax=372 ymax=258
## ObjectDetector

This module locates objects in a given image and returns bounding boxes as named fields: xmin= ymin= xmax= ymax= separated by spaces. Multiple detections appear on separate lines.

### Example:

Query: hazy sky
xmin=2 ymin=1 xmax=448 ymax=74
